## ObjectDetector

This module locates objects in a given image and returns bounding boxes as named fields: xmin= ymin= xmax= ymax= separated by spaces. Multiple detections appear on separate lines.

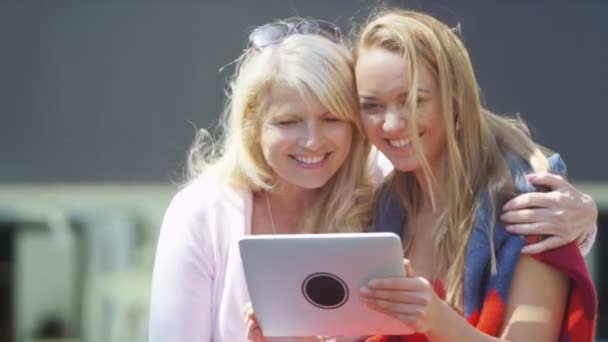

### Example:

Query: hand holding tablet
xmin=359 ymin=259 xmax=442 ymax=334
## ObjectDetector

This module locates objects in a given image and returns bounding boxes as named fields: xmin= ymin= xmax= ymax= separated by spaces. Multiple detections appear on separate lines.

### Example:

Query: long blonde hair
xmin=355 ymin=9 xmax=550 ymax=310
xmin=188 ymin=25 xmax=374 ymax=233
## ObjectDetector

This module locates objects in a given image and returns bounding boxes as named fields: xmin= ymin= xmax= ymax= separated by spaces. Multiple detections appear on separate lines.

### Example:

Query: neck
xmin=264 ymin=182 xmax=320 ymax=233
xmin=412 ymin=154 xmax=448 ymax=213
xmin=268 ymin=181 xmax=319 ymax=207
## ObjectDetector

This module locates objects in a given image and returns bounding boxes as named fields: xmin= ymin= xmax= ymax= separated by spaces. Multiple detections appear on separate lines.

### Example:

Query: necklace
xmin=264 ymin=191 xmax=277 ymax=234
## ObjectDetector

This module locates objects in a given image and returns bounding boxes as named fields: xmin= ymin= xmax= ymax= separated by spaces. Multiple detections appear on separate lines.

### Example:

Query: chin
xmin=394 ymin=167 xmax=416 ymax=173
xmin=299 ymin=181 xmax=330 ymax=189
xmin=392 ymin=161 xmax=420 ymax=173
xmin=382 ymin=154 xmax=416 ymax=172
xmin=295 ymin=176 xmax=333 ymax=190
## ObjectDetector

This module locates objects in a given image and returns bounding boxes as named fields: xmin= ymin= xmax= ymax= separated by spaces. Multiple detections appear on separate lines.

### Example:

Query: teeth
xmin=294 ymin=154 xmax=325 ymax=165
xmin=389 ymin=138 xmax=411 ymax=148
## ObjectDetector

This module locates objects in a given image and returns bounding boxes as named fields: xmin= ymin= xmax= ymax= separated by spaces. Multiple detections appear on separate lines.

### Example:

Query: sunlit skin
xmin=356 ymin=48 xmax=447 ymax=182
xmin=260 ymin=83 xmax=353 ymax=192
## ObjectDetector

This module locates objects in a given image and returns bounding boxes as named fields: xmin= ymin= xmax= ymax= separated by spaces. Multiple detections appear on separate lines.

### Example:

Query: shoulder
xmin=506 ymin=152 xmax=566 ymax=193
xmin=174 ymin=171 xmax=247 ymax=213
xmin=161 ymin=171 xmax=249 ymax=238
xmin=477 ymin=153 xmax=567 ymax=247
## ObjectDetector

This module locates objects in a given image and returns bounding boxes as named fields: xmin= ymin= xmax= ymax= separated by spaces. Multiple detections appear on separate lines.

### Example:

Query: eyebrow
xmin=272 ymin=112 xmax=299 ymax=119
xmin=359 ymin=88 xmax=432 ymax=100
xmin=273 ymin=111 xmax=332 ymax=119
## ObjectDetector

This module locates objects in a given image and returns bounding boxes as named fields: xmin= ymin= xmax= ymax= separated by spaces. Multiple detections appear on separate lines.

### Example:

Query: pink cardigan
xmin=148 ymin=171 xmax=255 ymax=342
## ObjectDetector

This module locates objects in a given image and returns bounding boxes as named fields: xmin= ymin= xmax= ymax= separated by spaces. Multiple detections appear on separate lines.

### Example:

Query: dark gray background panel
xmin=0 ymin=1 xmax=605 ymax=182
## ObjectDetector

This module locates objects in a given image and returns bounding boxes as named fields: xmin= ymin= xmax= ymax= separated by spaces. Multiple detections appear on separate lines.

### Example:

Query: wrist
xmin=428 ymin=297 xmax=451 ymax=335
xmin=578 ymin=223 xmax=597 ymax=254
xmin=578 ymin=230 xmax=590 ymax=245
xmin=426 ymin=299 xmax=460 ymax=341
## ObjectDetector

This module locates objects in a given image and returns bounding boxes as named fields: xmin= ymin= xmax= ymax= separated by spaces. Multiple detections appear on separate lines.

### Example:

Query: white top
xmin=147 ymin=149 xmax=595 ymax=342
xmin=148 ymin=170 xmax=254 ymax=342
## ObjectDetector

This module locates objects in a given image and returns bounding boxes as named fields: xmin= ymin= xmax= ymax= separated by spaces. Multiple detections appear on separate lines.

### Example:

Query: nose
xmin=382 ymin=108 xmax=406 ymax=135
xmin=301 ymin=121 xmax=324 ymax=150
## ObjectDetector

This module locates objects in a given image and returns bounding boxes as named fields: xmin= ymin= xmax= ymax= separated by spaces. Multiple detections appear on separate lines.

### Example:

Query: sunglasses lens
xmin=249 ymin=21 xmax=341 ymax=49
xmin=249 ymin=24 xmax=289 ymax=48
xmin=312 ymin=20 xmax=341 ymax=42
xmin=297 ymin=22 xmax=318 ymax=35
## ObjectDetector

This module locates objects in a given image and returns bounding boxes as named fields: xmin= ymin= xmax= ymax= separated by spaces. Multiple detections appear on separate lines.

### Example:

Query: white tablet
xmin=238 ymin=232 xmax=413 ymax=337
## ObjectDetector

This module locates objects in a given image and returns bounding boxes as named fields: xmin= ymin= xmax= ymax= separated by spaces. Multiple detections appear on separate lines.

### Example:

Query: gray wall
xmin=1 ymin=1 xmax=606 ymax=182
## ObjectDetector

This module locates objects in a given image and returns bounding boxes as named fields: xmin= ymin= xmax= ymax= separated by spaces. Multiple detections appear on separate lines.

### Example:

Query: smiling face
xmin=259 ymin=83 xmax=353 ymax=191
xmin=355 ymin=48 xmax=447 ymax=175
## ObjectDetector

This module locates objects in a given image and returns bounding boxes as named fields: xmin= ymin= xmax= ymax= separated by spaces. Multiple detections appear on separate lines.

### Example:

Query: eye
xmin=402 ymin=97 xmax=426 ymax=107
xmin=272 ymin=117 xmax=299 ymax=125
xmin=323 ymin=116 xmax=342 ymax=122
xmin=360 ymin=102 xmax=385 ymax=115
xmin=276 ymin=120 xmax=295 ymax=125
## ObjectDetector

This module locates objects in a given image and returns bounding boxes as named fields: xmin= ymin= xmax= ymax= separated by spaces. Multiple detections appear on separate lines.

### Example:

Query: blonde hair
xmin=188 ymin=25 xmax=374 ymax=233
xmin=355 ymin=9 xmax=551 ymax=310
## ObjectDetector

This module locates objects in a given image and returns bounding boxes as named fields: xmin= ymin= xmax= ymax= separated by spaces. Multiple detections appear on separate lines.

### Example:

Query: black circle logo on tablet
xmin=302 ymin=273 xmax=349 ymax=309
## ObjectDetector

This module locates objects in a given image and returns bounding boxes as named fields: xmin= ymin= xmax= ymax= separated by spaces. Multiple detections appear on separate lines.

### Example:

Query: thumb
xmin=404 ymin=259 xmax=416 ymax=277
xmin=526 ymin=172 xmax=567 ymax=191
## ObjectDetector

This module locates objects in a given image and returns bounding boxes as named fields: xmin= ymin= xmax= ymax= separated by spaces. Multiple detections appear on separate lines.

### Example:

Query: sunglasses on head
xmin=248 ymin=19 xmax=341 ymax=49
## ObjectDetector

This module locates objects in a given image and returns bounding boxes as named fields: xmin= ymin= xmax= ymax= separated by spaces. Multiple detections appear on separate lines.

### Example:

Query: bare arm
xmin=499 ymin=255 xmax=568 ymax=340
xmin=361 ymin=257 xmax=568 ymax=342
xmin=427 ymin=255 xmax=567 ymax=342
